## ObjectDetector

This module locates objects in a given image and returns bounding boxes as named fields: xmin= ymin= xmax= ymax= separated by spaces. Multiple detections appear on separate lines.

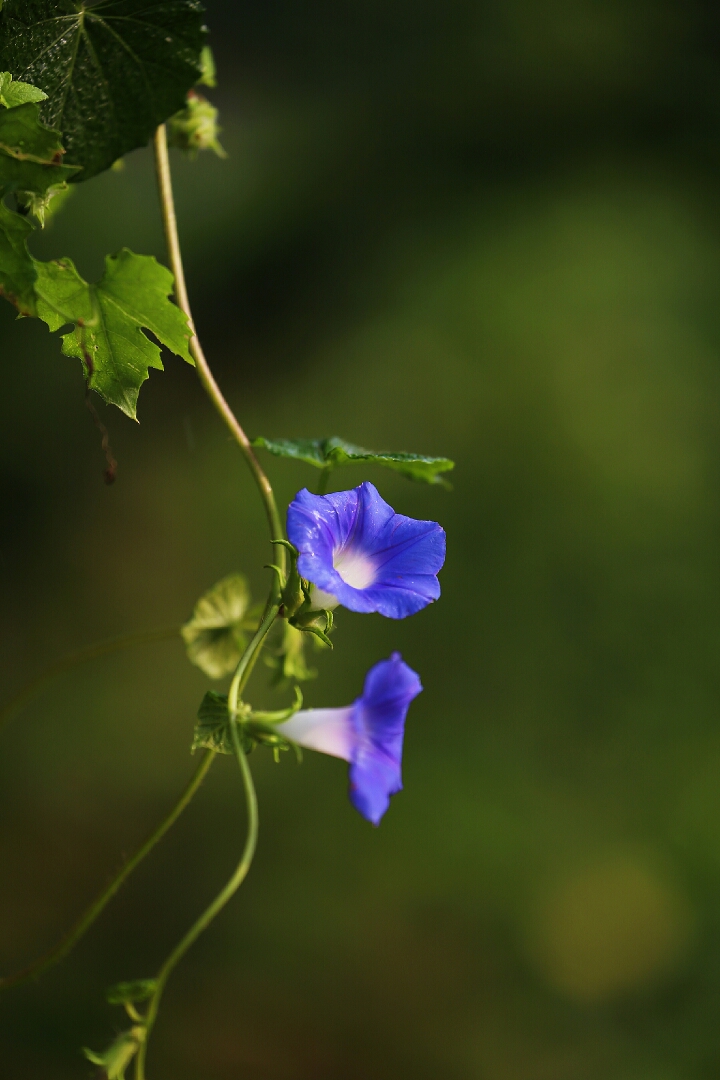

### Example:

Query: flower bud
xmin=167 ymin=91 xmax=226 ymax=159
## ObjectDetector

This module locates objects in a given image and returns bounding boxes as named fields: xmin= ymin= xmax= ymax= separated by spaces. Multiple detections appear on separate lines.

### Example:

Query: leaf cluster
xmin=0 ymin=0 xmax=207 ymax=181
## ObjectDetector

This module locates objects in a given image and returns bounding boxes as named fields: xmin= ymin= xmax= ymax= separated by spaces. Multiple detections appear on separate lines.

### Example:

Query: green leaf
xmin=181 ymin=574 xmax=253 ymax=679
xmin=252 ymin=436 xmax=455 ymax=486
xmin=192 ymin=692 xmax=252 ymax=756
xmin=33 ymin=249 xmax=193 ymax=418
xmin=0 ymin=71 xmax=46 ymax=107
xmin=106 ymin=979 xmax=157 ymax=1007
xmin=0 ymin=100 xmax=80 ymax=197
xmin=0 ymin=0 xmax=207 ymax=181
xmin=0 ymin=200 xmax=36 ymax=314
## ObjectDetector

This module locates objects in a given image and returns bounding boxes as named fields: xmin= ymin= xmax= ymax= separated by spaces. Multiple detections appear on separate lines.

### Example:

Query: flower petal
xmin=278 ymin=707 xmax=354 ymax=761
xmin=349 ymin=653 xmax=423 ymax=824
xmin=287 ymin=482 xmax=445 ymax=619
xmin=276 ymin=654 xmax=423 ymax=825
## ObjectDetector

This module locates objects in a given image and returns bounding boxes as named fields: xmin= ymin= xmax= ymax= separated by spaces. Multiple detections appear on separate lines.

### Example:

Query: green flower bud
xmin=167 ymin=91 xmax=227 ymax=159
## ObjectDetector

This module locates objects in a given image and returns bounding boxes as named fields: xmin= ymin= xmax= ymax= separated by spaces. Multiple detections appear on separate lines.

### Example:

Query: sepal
xmin=289 ymin=604 xmax=334 ymax=648
xmin=273 ymin=540 xmax=334 ymax=647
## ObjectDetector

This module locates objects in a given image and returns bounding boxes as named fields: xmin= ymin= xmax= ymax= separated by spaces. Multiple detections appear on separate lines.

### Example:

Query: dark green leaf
xmin=0 ymin=200 xmax=37 ymax=314
xmin=106 ymin=979 xmax=157 ymax=1006
xmin=252 ymin=436 xmax=455 ymax=486
xmin=193 ymin=691 xmax=252 ymax=756
xmin=0 ymin=71 xmax=46 ymax=107
xmin=0 ymin=100 xmax=79 ymax=196
xmin=33 ymin=248 xmax=193 ymax=418
xmin=0 ymin=0 xmax=207 ymax=181
xmin=181 ymin=574 xmax=251 ymax=679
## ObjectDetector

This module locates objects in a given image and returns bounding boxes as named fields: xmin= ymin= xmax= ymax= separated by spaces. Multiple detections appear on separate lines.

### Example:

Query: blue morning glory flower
xmin=286 ymin=481 xmax=446 ymax=619
xmin=277 ymin=653 xmax=422 ymax=825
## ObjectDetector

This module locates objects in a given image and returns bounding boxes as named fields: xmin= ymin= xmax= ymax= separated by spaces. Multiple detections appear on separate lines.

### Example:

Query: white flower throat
xmin=333 ymin=546 xmax=378 ymax=589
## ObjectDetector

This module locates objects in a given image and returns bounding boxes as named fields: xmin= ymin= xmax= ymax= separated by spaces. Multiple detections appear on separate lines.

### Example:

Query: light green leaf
xmin=33 ymin=249 xmax=193 ymax=419
xmin=252 ymin=436 xmax=455 ymax=486
xmin=0 ymin=100 xmax=80 ymax=197
xmin=106 ymin=979 xmax=157 ymax=1007
xmin=0 ymin=1 xmax=207 ymax=181
xmin=192 ymin=692 xmax=252 ymax=756
xmin=181 ymin=574 xmax=252 ymax=679
xmin=0 ymin=71 xmax=46 ymax=108
xmin=0 ymin=200 xmax=36 ymax=314
xmin=17 ymin=180 xmax=72 ymax=226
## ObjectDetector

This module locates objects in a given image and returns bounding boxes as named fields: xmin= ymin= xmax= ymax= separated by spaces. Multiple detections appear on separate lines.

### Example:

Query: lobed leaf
xmin=0 ymin=0 xmax=207 ymax=181
xmin=33 ymin=249 xmax=193 ymax=418
xmin=252 ymin=435 xmax=455 ymax=486
xmin=181 ymin=574 xmax=252 ymax=679
xmin=0 ymin=203 xmax=191 ymax=415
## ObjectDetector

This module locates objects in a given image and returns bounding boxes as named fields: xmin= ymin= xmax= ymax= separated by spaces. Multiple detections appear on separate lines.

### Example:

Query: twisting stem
xmin=0 ymin=751 xmax=216 ymax=992
xmin=0 ymin=625 xmax=180 ymax=733
xmin=135 ymin=725 xmax=258 ymax=1080
xmin=152 ymin=125 xmax=286 ymax=582
xmin=228 ymin=603 xmax=281 ymax=716
xmin=136 ymin=124 xmax=281 ymax=1080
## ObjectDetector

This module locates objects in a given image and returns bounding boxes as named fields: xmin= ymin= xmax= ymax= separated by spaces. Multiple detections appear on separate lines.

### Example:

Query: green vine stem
xmin=0 ymin=625 xmax=179 ymax=734
xmin=0 ymin=750 xmax=216 ymax=992
xmin=152 ymin=124 xmax=286 ymax=584
xmin=228 ymin=603 xmax=281 ymax=715
xmin=135 ymin=721 xmax=259 ymax=1080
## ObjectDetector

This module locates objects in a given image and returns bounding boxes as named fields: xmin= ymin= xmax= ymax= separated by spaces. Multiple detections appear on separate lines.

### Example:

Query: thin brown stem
xmin=152 ymin=125 xmax=285 ymax=578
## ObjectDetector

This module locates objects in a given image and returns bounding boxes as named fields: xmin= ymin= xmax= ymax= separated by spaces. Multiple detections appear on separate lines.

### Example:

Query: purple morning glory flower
xmin=286 ymin=481 xmax=446 ymax=619
xmin=277 ymin=653 xmax=422 ymax=824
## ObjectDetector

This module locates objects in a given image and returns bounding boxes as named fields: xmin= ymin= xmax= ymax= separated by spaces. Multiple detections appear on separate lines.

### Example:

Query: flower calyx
xmin=192 ymin=687 xmax=304 ymax=761
xmin=271 ymin=540 xmax=334 ymax=648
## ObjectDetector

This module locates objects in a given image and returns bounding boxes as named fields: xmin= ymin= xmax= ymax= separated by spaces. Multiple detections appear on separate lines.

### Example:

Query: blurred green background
xmin=4 ymin=1 xmax=720 ymax=1076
